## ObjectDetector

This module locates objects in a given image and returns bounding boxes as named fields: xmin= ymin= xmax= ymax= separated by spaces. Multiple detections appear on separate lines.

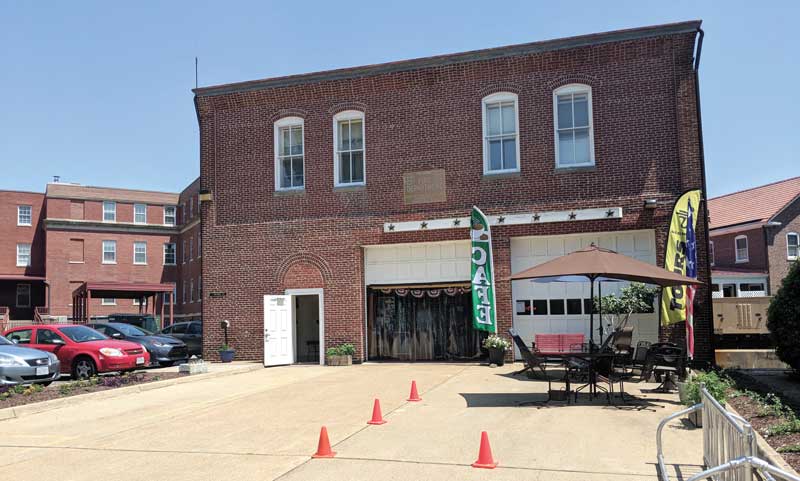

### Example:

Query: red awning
xmin=72 ymin=281 xmax=175 ymax=299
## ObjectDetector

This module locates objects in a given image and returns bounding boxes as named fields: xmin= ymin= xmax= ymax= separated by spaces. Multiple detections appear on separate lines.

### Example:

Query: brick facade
xmin=711 ymin=228 xmax=767 ymax=271
xmin=766 ymin=197 xmax=800 ymax=293
xmin=195 ymin=22 xmax=713 ymax=362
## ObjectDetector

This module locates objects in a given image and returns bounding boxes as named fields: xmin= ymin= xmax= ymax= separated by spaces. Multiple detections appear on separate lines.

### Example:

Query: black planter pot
xmin=488 ymin=347 xmax=506 ymax=366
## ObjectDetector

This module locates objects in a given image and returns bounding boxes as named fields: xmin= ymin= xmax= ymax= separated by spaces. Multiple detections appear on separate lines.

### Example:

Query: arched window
xmin=274 ymin=116 xmax=305 ymax=190
xmin=333 ymin=110 xmax=365 ymax=186
xmin=553 ymin=84 xmax=595 ymax=168
xmin=481 ymin=92 xmax=520 ymax=175
xmin=788 ymin=232 xmax=799 ymax=260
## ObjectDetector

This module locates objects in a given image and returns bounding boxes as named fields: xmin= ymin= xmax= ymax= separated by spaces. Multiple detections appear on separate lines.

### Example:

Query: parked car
xmin=157 ymin=321 xmax=202 ymax=357
xmin=107 ymin=313 xmax=160 ymax=333
xmin=3 ymin=325 xmax=150 ymax=379
xmin=87 ymin=322 xmax=188 ymax=367
xmin=0 ymin=334 xmax=61 ymax=386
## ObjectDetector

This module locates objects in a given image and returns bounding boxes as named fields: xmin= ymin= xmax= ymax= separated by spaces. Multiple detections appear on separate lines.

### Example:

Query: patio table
xmin=537 ymin=349 xmax=616 ymax=401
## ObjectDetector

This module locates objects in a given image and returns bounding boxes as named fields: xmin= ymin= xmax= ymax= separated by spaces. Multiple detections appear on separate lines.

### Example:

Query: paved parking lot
xmin=0 ymin=363 xmax=702 ymax=480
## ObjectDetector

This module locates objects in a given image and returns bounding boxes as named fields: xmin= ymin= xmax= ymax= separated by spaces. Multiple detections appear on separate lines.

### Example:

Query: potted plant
xmin=483 ymin=335 xmax=511 ymax=366
xmin=218 ymin=343 xmax=235 ymax=363
xmin=682 ymin=370 xmax=732 ymax=427
xmin=326 ymin=343 xmax=355 ymax=366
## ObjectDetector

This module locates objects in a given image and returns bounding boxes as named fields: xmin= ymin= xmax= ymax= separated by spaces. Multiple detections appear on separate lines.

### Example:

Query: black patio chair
xmin=508 ymin=329 xmax=550 ymax=383
xmin=566 ymin=342 xmax=591 ymax=382
xmin=595 ymin=354 xmax=627 ymax=404
xmin=642 ymin=343 xmax=685 ymax=392
xmin=632 ymin=341 xmax=651 ymax=369
xmin=612 ymin=327 xmax=634 ymax=372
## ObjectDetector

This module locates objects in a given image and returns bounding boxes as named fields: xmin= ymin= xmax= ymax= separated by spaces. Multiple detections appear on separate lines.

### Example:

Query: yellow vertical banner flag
xmin=661 ymin=189 xmax=702 ymax=326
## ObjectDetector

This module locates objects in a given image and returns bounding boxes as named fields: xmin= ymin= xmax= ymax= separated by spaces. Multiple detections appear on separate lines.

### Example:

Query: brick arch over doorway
xmin=276 ymin=253 xmax=331 ymax=290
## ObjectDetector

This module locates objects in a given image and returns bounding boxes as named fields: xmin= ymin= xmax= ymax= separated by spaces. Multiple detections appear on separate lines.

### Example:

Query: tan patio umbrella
xmin=509 ymin=244 xmax=703 ymax=346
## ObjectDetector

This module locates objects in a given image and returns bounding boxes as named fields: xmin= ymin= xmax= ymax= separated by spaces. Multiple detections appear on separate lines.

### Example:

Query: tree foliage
xmin=767 ymin=260 xmax=800 ymax=372
xmin=594 ymin=282 xmax=658 ymax=331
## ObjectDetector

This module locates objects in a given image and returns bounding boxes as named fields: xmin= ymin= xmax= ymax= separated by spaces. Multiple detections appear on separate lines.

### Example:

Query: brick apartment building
xmin=0 ymin=179 xmax=202 ymax=328
xmin=708 ymin=176 xmax=800 ymax=298
xmin=194 ymin=21 xmax=712 ymax=364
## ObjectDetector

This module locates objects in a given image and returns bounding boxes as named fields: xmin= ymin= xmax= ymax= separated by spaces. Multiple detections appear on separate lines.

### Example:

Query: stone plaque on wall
xmin=403 ymin=169 xmax=446 ymax=205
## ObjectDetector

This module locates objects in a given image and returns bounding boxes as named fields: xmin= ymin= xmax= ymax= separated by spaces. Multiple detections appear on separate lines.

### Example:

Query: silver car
xmin=0 ymin=335 xmax=60 ymax=386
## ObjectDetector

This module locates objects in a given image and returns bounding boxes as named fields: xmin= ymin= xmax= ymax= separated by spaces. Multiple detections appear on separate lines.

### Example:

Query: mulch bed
xmin=728 ymin=389 xmax=800 ymax=472
xmin=0 ymin=371 xmax=185 ymax=409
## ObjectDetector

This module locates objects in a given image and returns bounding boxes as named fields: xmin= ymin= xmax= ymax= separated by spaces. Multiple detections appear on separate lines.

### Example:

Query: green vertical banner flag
xmin=470 ymin=206 xmax=497 ymax=333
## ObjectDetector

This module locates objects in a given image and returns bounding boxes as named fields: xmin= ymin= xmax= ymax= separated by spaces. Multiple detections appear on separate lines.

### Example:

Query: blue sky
xmin=1 ymin=1 xmax=797 ymax=197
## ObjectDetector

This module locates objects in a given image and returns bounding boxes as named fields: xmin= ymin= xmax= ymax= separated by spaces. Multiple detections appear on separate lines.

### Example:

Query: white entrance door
xmin=263 ymin=295 xmax=294 ymax=366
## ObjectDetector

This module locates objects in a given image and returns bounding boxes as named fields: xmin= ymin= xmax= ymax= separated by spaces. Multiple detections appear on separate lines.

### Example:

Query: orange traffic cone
xmin=311 ymin=426 xmax=336 ymax=458
xmin=367 ymin=398 xmax=387 ymax=425
xmin=471 ymin=431 xmax=498 ymax=469
xmin=407 ymin=380 xmax=422 ymax=402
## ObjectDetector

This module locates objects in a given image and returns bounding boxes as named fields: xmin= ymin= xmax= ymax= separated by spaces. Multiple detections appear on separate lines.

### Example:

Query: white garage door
xmin=510 ymin=230 xmax=658 ymax=359
xmin=364 ymin=240 xmax=471 ymax=285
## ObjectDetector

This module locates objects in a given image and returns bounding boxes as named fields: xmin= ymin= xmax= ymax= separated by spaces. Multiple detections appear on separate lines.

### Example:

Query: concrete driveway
xmin=0 ymin=363 xmax=702 ymax=480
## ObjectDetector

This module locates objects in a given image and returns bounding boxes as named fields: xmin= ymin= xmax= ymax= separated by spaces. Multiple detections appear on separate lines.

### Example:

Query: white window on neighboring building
xmin=132 ymin=297 xmax=142 ymax=306
xmin=163 ymin=243 xmax=176 ymax=265
xmin=710 ymin=241 xmax=715 ymax=266
xmin=182 ymin=240 xmax=187 ymax=264
xmin=164 ymin=205 xmax=176 ymax=226
xmin=101 ymin=298 xmax=116 ymax=306
xmin=198 ymin=275 xmax=202 ymax=300
xmin=164 ymin=287 xmax=176 ymax=305
xmin=133 ymin=241 xmax=147 ymax=265
xmin=189 ymin=197 xmax=194 ymax=219
xmin=554 ymin=84 xmax=595 ymax=168
xmin=17 ymin=205 xmax=32 ymax=226
xmin=197 ymin=235 xmax=201 ymax=258
xmin=189 ymin=237 xmax=193 ymax=260
xmin=182 ymin=282 xmax=186 ymax=304
xmin=735 ymin=235 xmax=749 ymax=263
xmin=189 ymin=279 xmax=194 ymax=303
xmin=102 ymin=240 xmax=117 ymax=264
xmin=102 ymin=201 xmax=116 ymax=222
xmin=333 ymin=110 xmax=365 ymax=186
xmin=134 ymin=203 xmax=147 ymax=224
xmin=16 ymin=284 xmax=31 ymax=308
xmin=788 ymin=232 xmax=799 ymax=260
xmin=16 ymin=243 xmax=31 ymax=267
xmin=274 ymin=117 xmax=305 ymax=190
xmin=482 ymin=92 xmax=519 ymax=174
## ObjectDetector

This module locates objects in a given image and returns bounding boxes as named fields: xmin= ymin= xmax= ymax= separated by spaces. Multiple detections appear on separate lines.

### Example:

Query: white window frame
xmin=788 ymin=232 xmax=799 ymax=260
xmin=102 ymin=201 xmax=116 ymax=223
xmin=164 ymin=287 xmax=175 ymax=305
xmin=134 ymin=203 xmax=147 ymax=224
xmin=189 ymin=279 xmax=194 ymax=303
xmin=163 ymin=243 xmax=176 ymax=266
xmin=197 ymin=235 xmax=201 ymax=258
xmin=553 ymin=84 xmax=595 ymax=169
xmin=102 ymin=240 xmax=117 ymax=264
xmin=189 ymin=237 xmax=194 ymax=260
xmin=16 ymin=243 xmax=31 ymax=267
xmin=101 ymin=298 xmax=116 ymax=306
xmin=17 ymin=205 xmax=32 ymax=226
xmin=164 ymin=205 xmax=176 ymax=226
xmin=333 ymin=110 xmax=366 ymax=187
xmin=735 ymin=235 xmax=749 ymax=263
xmin=274 ymin=116 xmax=305 ymax=191
xmin=16 ymin=284 xmax=31 ymax=308
xmin=189 ymin=197 xmax=194 ymax=219
xmin=481 ymin=92 xmax=520 ymax=175
xmin=182 ymin=282 xmax=186 ymax=304
xmin=133 ymin=241 xmax=147 ymax=265
xmin=182 ymin=240 xmax=187 ymax=264
xmin=710 ymin=241 xmax=715 ymax=266
xmin=198 ymin=275 xmax=202 ymax=300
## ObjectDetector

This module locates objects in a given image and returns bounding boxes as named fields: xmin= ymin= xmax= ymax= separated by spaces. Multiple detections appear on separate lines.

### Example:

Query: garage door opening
xmin=367 ymin=285 xmax=484 ymax=362
xmin=295 ymin=295 xmax=320 ymax=363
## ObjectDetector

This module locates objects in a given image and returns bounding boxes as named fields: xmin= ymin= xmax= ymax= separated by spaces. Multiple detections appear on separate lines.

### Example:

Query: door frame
xmin=285 ymin=288 xmax=325 ymax=366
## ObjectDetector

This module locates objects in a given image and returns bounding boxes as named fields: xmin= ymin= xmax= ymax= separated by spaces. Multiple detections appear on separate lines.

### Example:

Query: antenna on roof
xmin=195 ymin=57 xmax=198 ymax=89
xmin=53 ymin=175 xmax=60 ymax=183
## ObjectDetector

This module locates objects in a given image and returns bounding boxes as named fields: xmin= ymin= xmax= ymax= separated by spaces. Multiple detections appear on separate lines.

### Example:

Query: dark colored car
xmin=157 ymin=321 xmax=202 ymax=357
xmin=88 ymin=323 xmax=189 ymax=367
xmin=0 ymin=335 xmax=61 ymax=386
xmin=107 ymin=313 xmax=160 ymax=333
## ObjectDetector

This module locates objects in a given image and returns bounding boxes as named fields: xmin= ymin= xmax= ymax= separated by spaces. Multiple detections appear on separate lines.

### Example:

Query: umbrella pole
xmin=589 ymin=276 xmax=595 ymax=350
xmin=598 ymin=281 xmax=603 ymax=345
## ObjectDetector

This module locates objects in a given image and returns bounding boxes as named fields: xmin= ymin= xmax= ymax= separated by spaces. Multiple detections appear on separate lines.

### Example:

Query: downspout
xmin=693 ymin=27 xmax=714 ymax=366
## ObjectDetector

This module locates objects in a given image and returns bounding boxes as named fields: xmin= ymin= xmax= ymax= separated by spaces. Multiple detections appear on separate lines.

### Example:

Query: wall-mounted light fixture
xmin=198 ymin=189 xmax=213 ymax=202
xmin=643 ymin=199 xmax=658 ymax=209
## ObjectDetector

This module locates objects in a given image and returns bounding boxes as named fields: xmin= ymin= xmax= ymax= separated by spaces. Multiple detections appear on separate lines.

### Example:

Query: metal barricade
xmin=657 ymin=386 xmax=800 ymax=481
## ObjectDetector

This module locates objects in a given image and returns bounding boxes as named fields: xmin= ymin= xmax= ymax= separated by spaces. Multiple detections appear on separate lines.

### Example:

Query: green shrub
xmin=767 ymin=260 xmax=800 ymax=371
xmin=326 ymin=343 xmax=355 ymax=357
xmin=778 ymin=444 xmax=800 ymax=453
xmin=766 ymin=418 xmax=800 ymax=437
xmin=683 ymin=370 xmax=733 ymax=406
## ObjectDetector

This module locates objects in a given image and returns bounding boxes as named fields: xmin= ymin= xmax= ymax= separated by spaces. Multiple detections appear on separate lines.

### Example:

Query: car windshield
xmin=113 ymin=323 xmax=151 ymax=337
xmin=0 ymin=335 xmax=11 ymax=345
xmin=59 ymin=326 xmax=108 ymax=343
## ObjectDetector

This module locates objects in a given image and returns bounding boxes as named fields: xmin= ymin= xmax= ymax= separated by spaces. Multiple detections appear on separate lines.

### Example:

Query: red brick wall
xmin=197 ymin=29 xmax=711 ymax=362
xmin=767 ymin=197 xmax=800 ymax=293
xmin=0 ymin=191 xmax=46 ymax=276
xmin=175 ymin=179 xmax=202 ymax=320
xmin=710 ymin=228 xmax=766 ymax=271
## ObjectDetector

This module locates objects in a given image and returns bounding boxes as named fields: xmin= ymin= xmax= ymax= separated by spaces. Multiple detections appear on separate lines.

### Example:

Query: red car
xmin=3 ymin=324 xmax=150 ymax=379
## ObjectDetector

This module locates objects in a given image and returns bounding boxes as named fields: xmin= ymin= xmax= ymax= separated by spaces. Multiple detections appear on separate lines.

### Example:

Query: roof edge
xmin=194 ymin=20 xmax=701 ymax=98
xmin=709 ymin=175 xmax=800 ymax=202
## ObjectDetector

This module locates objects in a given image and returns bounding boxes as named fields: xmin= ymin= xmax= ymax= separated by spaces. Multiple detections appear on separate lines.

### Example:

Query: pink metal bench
xmin=534 ymin=333 xmax=586 ymax=355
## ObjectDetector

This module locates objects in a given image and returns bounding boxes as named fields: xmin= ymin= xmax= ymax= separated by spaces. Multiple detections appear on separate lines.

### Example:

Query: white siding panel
xmin=365 ymin=240 xmax=471 ymax=285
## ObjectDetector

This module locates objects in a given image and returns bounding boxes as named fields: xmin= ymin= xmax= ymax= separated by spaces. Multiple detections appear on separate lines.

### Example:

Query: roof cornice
xmin=194 ymin=21 xmax=701 ymax=98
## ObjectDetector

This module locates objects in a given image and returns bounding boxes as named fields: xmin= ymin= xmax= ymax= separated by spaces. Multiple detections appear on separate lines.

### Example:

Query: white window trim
xmin=102 ymin=201 xmax=117 ymax=223
xmin=163 ymin=243 xmax=176 ymax=266
xmin=735 ymin=235 xmax=749 ymax=263
xmin=710 ymin=241 xmax=715 ymax=266
xmin=102 ymin=240 xmax=117 ymax=264
xmin=197 ymin=235 xmax=201 ymax=258
xmin=17 ymin=205 xmax=32 ymax=226
xmin=164 ymin=205 xmax=176 ymax=226
xmin=16 ymin=284 xmax=31 ymax=308
xmin=101 ymin=298 xmax=117 ymax=306
xmin=16 ymin=243 xmax=31 ymax=267
xmin=481 ymin=92 xmax=521 ymax=175
xmin=274 ymin=116 xmax=305 ymax=191
xmin=133 ymin=203 xmax=147 ymax=224
xmin=189 ymin=237 xmax=193 ymax=261
xmin=553 ymin=83 xmax=596 ymax=169
xmin=788 ymin=232 xmax=799 ymax=260
xmin=333 ymin=110 xmax=366 ymax=187
xmin=133 ymin=241 xmax=147 ymax=265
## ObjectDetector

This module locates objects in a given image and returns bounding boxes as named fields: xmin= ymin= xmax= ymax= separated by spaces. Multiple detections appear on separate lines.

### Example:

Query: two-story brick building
xmin=195 ymin=21 xmax=712 ymax=364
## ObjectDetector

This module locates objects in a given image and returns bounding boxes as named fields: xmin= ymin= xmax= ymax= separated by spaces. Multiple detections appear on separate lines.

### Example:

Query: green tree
xmin=767 ymin=260 xmax=800 ymax=372
xmin=594 ymin=282 xmax=658 ymax=332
